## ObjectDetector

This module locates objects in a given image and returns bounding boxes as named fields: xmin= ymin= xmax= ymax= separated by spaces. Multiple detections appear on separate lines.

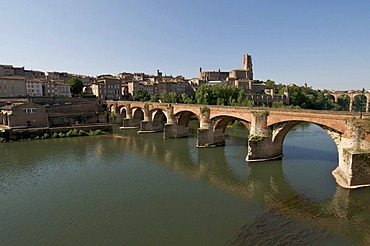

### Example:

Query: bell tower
xmin=242 ymin=54 xmax=253 ymax=80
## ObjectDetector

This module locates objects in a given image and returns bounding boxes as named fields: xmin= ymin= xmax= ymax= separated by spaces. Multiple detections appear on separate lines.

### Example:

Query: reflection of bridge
xmin=328 ymin=91 xmax=370 ymax=112
xmin=106 ymin=101 xmax=370 ymax=189
xmin=109 ymin=132 xmax=370 ymax=244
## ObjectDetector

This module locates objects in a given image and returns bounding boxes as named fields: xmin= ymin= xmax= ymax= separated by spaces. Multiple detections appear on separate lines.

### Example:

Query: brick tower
xmin=242 ymin=54 xmax=253 ymax=80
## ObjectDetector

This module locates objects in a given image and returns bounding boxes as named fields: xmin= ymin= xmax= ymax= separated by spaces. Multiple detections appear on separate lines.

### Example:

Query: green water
xmin=0 ymin=123 xmax=369 ymax=245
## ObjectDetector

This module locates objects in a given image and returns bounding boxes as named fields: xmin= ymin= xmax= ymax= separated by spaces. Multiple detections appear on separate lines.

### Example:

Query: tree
xmin=67 ymin=77 xmax=84 ymax=96
xmin=265 ymin=79 xmax=276 ymax=89
xmin=353 ymin=94 xmax=367 ymax=112
xmin=159 ymin=91 xmax=179 ymax=103
xmin=337 ymin=95 xmax=350 ymax=111
xmin=133 ymin=90 xmax=151 ymax=102
xmin=180 ymin=93 xmax=195 ymax=104
xmin=150 ymin=95 xmax=160 ymax=102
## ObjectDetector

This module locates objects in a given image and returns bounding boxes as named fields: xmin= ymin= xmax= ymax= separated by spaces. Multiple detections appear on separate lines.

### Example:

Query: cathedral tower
xmin=242 ymin=54 xmax=253 ymax=80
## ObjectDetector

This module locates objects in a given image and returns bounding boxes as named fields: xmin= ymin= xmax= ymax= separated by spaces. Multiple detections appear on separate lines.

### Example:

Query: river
xmin=0 ymin=123 xmax=369 ymax=245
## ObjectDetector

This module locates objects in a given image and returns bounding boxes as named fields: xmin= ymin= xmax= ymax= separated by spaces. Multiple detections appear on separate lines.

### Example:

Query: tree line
xmin=67 ymin=76 xmax=367 ymax=112
xmin=134 ymin=80 xmax=368 ymax=112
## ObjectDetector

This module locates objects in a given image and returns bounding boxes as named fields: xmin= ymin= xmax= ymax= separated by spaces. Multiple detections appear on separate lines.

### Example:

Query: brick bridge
xmin=106 ymin=100 xmax=370 ymax=189
xmin=328 ymin=91 xmax=370 ymax=112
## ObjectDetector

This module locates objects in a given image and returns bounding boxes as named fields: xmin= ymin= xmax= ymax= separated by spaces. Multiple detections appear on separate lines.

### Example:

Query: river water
xmin=1 ymin=123 xmax=370 ymax=245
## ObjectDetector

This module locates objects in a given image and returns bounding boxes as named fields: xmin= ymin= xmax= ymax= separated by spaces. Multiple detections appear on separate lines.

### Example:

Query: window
xmin=23 ymin=108 xmax=37 ymax=114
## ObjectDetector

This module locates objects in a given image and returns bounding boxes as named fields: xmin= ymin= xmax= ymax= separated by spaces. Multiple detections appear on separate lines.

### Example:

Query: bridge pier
xmin=164 ymin=105 xmax=188 ymax=138
xmin=138 ymin=103 xmax=166 ymax=133
xmin=246 ymin=111 xmax=283 ymax=161
xmin=332 ymin=121 xmax=370 ymax=189
xmin=120 ymin=104 xmax=140 ymax=129
xmin=196 ymin=107 xmax=225 ymax=147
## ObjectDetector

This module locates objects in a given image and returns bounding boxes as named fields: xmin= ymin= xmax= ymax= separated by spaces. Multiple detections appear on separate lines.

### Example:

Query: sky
xmin=1 ymin=0 xmax=369 ymax=90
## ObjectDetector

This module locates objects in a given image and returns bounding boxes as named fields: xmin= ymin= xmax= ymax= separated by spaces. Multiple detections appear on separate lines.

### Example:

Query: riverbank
xmin=0 ymin=124 xmax=113 ymax=142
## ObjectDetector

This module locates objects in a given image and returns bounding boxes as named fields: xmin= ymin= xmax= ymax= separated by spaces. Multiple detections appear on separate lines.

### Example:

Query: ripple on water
xmin=229 ymin=210 xmax=350 ymax=246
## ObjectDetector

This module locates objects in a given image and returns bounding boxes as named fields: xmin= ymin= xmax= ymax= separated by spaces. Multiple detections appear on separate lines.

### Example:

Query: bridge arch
xmin=151 ymin=109 xmax=167 ymax=127
xmin=268 ymin=115 xmax=345 ymax=134
xmin=353 ymin=94 xmax=368 ymax=112
xmin=337 ymin=95 xmax=351 ymax=111
xmin=212 ymin=115 xmax=251 ymax=134
xmin=270 ymin=121 xmax=341 ymax=156
xmin=210 ymin=110 xmax=253 ymax=123
xmin=175 ymin=110 xmax=200 ymax=127
xmin=132 ymin=107 xmax=144 ymax=124
xmin=108 ymin=103 xmax=115 ymax=113
xmin=118 ymin=106 xmax=127 ymax=117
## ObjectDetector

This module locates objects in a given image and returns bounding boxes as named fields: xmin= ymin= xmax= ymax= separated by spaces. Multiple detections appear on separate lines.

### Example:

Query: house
xmin=0 ymin=102 xmax=48 ymax=128
xmin=0 ymin=76 xmax=27 ymax=97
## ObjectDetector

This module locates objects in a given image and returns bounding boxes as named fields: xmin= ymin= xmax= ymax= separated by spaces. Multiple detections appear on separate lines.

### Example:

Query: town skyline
xmin=1 ymin=0 xmax=369 ymax=91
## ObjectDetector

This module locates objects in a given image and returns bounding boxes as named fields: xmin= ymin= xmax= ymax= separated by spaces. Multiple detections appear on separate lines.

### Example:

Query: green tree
xmin=196 ymin=84 xmax=253 ymax=106
xmin=337 ymin=95 xmax=350 ymax=111
xmin=160 ymin=91 xmax=179 ymax=103
xmin=353 ymin=94 xmax=367 ymax=112
xmin=265 ymin=79 xmax=276 ymax=89
xmin=150 ymin=95 xmax=159 ymax=102
xmin=133 ymin=90 xmax=151 ymax=102
xmin=180 ymin=93 xmax=195 ymax=104
xmin=67 ymin=77 xmax=84 ymax=96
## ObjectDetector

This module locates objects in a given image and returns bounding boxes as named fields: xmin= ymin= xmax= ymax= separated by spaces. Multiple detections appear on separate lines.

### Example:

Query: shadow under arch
xmin=131 ymin=107 xmax=144 ymax=125
xmin=272 ymin=120 xmax=341 ymax=153
xmin=175 ymin=110 xmax=201 ymax=127
xmin=151 ymin=108 xmax=167 ymax=128
xmin=118 ymin=106 xmax=127 ymax=118
xmin=212 ymin=115 xmax=251 ymax=134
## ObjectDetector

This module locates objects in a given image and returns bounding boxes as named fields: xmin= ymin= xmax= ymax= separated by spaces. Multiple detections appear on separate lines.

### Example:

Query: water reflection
xmin=109 ymin=126 xmax=370 ymax=245
xmin=0 ymin=124 xmax=369 ymax=245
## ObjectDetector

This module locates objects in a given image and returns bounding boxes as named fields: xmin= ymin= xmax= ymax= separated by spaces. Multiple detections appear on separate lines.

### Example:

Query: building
xmin=0 ymin=76 xmax=27 ymax=97
xmin=242 ymin=54 xmax=253 ymax=80
xmin=46 ymin=71 xmax=73 ymax=82
xmin=0 ymin=102 xmax=48 ymax=128
xmin=133 ymin=73 xmax=145 ymax=81
xmin=24 ymin=70 xmax=45 ymax=79
xmin=91 ymin=76 xmax=122 ymax=100
xmin=199 ymin=68 xmax=229 ymax=82
xmin=43 ymin=81 xmax=56 ymax=97
xmin=0 ymin=65 xmax=15 ymax=76
xmin=54 ymin=81 xmax=71 ymax=97
xmin=26 ymin=79 xmax=44 ymax=97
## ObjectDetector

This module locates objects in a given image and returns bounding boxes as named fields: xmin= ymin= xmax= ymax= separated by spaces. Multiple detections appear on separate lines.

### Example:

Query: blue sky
xmin=1 ymin=0 xmax=369 ymax=90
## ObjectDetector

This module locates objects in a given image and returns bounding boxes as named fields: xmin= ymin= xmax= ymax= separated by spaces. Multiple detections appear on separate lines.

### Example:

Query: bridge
xmin=328 ymin=91 xmax=370 ymax=112
xmin=106 ymin=100 xmax=370 ymax=189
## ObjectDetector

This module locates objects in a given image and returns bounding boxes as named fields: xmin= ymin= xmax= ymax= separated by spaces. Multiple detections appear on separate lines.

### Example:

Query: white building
xmin=26 ymin=79 xmax=44 ymax=97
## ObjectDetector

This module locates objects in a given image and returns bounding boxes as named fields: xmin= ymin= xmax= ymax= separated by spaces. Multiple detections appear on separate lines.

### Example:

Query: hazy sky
xmin=1 ymin=0 xmax=369 ymax=90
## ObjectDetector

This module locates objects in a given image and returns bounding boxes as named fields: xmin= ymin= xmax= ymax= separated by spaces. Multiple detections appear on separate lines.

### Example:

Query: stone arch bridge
xmin=106 ymin=100 xmax=370 ymax=189
xmin=328 ymin=91 xmax=370 ymax=112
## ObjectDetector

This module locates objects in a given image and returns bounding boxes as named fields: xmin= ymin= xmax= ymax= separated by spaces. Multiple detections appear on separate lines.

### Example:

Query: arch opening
xmin=119 ymin=107 xmax=127 ymax=118
xmin=132 ymin=108 xmax=144 ymax=125
xmin=337 ymin=95 xmax=350 ymax=111
xmin=278 ymin=122 xmax=340 ymax=200
xmin=175 ymin=111 xmax=200 ymax=128
xmin=212 ymin=116 xmax=250 ymax=134
xmin=152 ymin=110 xmax=167 ymax=127
xmin=272 ymin=121 xmax=341 ymax=151
xmin=109 ymin=104 xmax=115 ymax=113
xmin=353 ymin=94 xmax=367 ymax=112
xmin=211 ymin=116 xmax=250 ymax=147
